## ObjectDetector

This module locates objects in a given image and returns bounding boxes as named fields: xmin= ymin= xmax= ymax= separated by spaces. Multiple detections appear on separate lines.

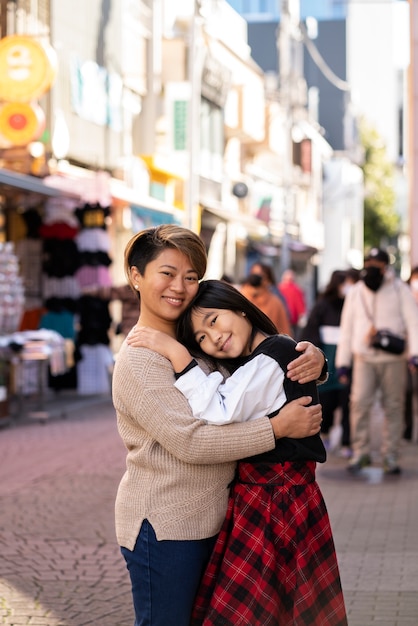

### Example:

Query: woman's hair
xmin=124 ymin=225 xmax=207 ymax=297
xmin=176 ymin=279 xmax=278 ymax=366
xmin=321 ymin=270 xmax=347 ymax=300
xmin=345 ymin=267 xmax=360 ymax=283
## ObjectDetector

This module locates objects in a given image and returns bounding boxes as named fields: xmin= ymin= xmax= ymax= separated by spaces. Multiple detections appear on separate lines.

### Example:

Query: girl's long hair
xmin=176 ymin=279 xmax=278 ymax=371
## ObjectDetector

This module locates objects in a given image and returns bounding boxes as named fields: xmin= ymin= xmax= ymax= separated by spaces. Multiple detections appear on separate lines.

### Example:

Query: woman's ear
xmin=130 ymin=266 xmax=141 ymax=288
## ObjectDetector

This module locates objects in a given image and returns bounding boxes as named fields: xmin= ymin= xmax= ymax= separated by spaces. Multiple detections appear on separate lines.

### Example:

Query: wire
xmin=299 ymin=22 xmax=351 ymax=92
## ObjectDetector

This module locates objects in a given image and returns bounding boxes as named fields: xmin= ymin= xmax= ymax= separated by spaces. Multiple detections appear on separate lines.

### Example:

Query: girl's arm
xmin=175 ymin=355 xmax=285 ymax=424
xmin=128 ymin=327 xmax=286 ymax=424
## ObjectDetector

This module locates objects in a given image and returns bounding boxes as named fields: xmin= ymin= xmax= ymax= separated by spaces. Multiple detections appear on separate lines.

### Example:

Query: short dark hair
xmin=124 ymin=225 xmax=207 ymax=295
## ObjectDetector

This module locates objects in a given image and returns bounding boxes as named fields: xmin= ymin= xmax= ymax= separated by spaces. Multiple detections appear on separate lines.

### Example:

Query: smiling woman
xmin=112 ymin=225 xmax=327 ymax=626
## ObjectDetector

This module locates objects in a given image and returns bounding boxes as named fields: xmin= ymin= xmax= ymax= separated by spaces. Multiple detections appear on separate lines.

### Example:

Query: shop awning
xmin=253 ymin=240 xmax=318 ymax=264
xmin=131 ymin=205 xmax=182 ymax=229
xmin=111 ymin=179 xmax=184 ymax=228
xmin=0 ymin=168 xmax=70 ymax=197
xmin=201 ymin=200 xmax=269 ymax=241
xmin=111 ymin=179 xmax=182 ymax=215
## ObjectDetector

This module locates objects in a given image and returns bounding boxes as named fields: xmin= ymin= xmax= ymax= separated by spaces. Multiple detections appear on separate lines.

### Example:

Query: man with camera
xmin=336 ymin=248 xmax=418 ymax=475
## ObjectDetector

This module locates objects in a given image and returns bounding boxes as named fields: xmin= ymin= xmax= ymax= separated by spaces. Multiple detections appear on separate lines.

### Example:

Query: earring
xmin=134 ymin=285 xmax=139 ymax=290
xmin=241 ymin=311 xmax=246 ymax=316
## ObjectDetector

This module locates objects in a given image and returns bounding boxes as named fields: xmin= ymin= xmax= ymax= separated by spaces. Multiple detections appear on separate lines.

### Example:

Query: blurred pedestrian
xmin=336 ymin=248 xmax=418 ymax=475
xmin=249 ymin=261 xmax=289 ymax=312
xmin=279 ymin=269 xmax=307 ymax=339
xmin=302 ymin=268 xmax=359 ymax=457
xmin=240 ymin=273 xmax=291 ymax=335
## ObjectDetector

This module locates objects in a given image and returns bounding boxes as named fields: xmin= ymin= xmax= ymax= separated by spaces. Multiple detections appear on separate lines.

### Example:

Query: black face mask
xmin=361 ymin=266 xmax=384 ymax=292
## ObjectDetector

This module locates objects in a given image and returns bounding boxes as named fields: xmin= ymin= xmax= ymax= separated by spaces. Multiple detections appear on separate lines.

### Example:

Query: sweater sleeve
xmin=174 ymin=354 xmax=285 ymax=424
xmin=112 ymin=344 xmax=276 ymax=465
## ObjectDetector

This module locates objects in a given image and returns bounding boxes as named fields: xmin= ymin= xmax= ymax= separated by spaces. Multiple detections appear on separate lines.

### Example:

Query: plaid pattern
xmin=191 ymin=461 xmax=347 ymax=626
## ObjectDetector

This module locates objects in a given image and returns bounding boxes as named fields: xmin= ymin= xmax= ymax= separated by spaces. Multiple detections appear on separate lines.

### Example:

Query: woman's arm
xmin=128 ymin=326 xmax=326 ymax=384
xmin=114 ymin=346 xmax=322 ymax=465
xmin=127 ymin=326 xmax=326 ymax=423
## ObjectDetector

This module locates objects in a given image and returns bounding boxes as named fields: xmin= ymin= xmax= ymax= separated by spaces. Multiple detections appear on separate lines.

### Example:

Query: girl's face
xmin=131 ymin=248 xmax=199 ymax=332
xmin=191 ymin=307 xmax=253 ymax=358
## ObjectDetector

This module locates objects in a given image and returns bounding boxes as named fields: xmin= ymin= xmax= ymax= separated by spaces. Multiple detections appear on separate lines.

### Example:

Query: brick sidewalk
xmin=317 ymin=436 xmax=418 ymax=626
xmin=0 ymin=398 xmax=134 ymax=626
xmin=1 ymin=396 xmax=418 ymax=625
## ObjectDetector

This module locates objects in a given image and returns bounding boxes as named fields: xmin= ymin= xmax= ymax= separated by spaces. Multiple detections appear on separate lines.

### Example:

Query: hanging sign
xmin=0 ymin=35 xmax=57 ymax=102
xmin=0 ymin=102 xmax=45 ymax=146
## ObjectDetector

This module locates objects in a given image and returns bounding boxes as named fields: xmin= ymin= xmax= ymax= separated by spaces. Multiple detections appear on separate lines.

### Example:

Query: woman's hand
xmin=286 ymin=341 xmax=326 ymax=384
xmin=270 ymin=397 xmax=322 ymax=439
xmin=127 ymin=326 xmax=193 ymax=372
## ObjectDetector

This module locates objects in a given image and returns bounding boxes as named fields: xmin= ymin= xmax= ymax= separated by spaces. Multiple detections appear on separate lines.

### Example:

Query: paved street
xmin=1 ymin=395 xmax=418 ymax=625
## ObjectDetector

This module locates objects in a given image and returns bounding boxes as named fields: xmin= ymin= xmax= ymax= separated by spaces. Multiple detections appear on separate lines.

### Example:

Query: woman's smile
xmin=163 ymin=295 xmax=185 ymax=307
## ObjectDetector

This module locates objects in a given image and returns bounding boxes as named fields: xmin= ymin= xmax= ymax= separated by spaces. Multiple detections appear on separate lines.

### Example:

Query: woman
xmin=112 ymin=225 xmax=326 ymax=626
xmin=129 ymin=279 xmax=347 ymax=626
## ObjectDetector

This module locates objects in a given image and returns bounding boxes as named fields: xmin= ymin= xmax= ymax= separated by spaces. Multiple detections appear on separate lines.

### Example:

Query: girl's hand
xmin=127 ymin=326 xmax=193 ymax=372
xmin=286 ymin=341 xmax=326 ymax=384
xmin=271 ymin=397 xmax=322 ymax=439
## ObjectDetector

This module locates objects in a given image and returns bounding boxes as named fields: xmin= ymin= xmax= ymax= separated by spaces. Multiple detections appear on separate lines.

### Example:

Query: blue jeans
xmin=121 ymin=519 xmax=217 ymax=626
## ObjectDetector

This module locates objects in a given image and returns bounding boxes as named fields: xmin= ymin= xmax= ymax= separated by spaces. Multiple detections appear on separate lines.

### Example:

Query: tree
xmin=359 ymin=119 xmax=399 ymax=249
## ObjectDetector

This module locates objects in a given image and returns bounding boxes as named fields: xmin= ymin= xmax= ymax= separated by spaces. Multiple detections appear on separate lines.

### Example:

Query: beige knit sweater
xmin=112 ymin=341 xmax=276 ymax=549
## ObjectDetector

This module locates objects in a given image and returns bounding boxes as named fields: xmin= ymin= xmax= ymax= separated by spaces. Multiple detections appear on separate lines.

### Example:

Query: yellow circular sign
xmin=0 ymin=102 xmax=45 ymax=146
xmin=0 ymin=35 xmax=57 ymax=102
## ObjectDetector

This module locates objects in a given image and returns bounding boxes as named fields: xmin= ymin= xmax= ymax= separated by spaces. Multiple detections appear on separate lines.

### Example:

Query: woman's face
xmin=131 ymin=248 xmax=199 ymax=331
xmin=191 ymin=307 xmax=253 ymax=358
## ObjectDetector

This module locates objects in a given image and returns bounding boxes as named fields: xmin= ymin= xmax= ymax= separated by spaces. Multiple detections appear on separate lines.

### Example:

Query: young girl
xmin=128 ymin=279 xmax=347 ymax=626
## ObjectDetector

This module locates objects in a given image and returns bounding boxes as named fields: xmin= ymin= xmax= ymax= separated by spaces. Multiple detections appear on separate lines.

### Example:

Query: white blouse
xmin=174 ymin=354 xmax=286 ymax=425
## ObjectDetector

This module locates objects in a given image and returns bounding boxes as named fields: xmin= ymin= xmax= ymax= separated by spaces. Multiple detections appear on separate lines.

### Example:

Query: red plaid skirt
xmin=191 ymin=461 xmax=347 ymax=626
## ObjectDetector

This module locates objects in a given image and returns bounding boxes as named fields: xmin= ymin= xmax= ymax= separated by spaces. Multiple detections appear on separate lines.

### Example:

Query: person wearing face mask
xmin=301 ymin=268 xmax=359 ymax=457
xmin=336 ymin=248 xmax=418 ymax=475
